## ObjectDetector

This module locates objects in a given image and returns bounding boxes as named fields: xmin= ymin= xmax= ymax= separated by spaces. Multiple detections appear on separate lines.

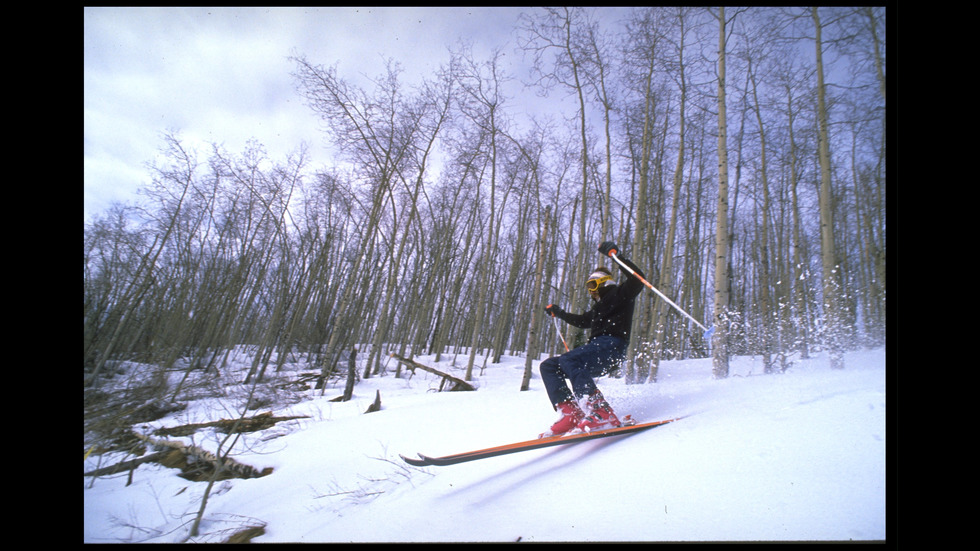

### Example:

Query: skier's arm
xmin=545 ymin=304 xmax=593 ymax=329
xmin=598 ymin=242 xmax=646 ymax=298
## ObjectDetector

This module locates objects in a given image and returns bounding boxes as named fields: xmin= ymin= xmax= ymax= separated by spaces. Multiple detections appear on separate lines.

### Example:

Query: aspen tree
xmin=812 ymin=7 xmax=845 ymax=369
xmin=712 ymin=6 xmax=732 ymax=379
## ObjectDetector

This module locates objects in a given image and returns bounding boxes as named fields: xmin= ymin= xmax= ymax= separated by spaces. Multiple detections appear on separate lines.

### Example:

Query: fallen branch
xmin=153 ymin=411 xmax=309 ymax=437
xmin=390 ymin=353 xmax=476 ymax=392
xmin=131 ymin=432 xmax=272 ymax=481
xmin=83 ymin=451 xmax=168 ymax=478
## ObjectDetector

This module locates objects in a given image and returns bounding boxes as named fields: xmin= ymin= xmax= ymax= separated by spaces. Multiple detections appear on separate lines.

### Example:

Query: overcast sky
xmin=83 ymin=7 xmax=546 ymax=221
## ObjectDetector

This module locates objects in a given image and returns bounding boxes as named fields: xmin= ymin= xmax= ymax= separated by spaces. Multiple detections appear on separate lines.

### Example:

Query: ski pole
xmin=549 ymin=308 xmax=570 ymax=352
xmin=609 ymin=251 xmax=715 ymax=340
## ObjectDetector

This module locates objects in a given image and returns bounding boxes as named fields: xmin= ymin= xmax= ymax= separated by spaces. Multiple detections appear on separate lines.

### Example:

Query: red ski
xmin=400 ymin=416 xmax=682 ymax=467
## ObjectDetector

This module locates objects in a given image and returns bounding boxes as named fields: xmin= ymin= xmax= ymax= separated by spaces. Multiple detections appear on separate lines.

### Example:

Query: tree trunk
xmin=712 ymin=6 xmax=731 ymax=379
xmin=813 ymin=7 xmax=845 ymax=369
xmin=747 ymin=58 xmax=774 ymax=373
xmin=523 ymin=207 xmax=551 ymax=390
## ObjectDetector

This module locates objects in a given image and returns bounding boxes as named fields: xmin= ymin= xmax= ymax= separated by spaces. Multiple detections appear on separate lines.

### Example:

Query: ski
xmin=399 ymin=416 xmax=682 ymax=467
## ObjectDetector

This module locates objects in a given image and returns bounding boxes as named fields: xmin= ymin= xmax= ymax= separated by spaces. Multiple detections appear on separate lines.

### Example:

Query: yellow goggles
xmin=586 ymin=275 xmax=612 ymax=292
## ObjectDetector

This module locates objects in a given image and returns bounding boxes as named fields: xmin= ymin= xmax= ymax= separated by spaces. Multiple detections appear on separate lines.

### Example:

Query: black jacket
xmin=553 ymin=256 xmax=645 ymax=343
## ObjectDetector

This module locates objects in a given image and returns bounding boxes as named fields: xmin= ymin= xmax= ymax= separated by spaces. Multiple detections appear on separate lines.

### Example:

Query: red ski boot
xmin=539 ymin=400 xmax=585 ymax=438
xmin=575 ymin=390 xmax=622 ymax=432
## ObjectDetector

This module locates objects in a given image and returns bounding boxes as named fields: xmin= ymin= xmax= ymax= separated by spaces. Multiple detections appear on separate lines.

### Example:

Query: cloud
xmin=83 ymin=7 xmax=531 ymax=221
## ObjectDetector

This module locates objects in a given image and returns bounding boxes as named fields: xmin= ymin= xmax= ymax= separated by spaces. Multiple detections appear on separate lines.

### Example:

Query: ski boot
xmin=539 ymin=400 xmax=585 ymax=438
xmin=575 ymin=389 xmax=622 ymax=432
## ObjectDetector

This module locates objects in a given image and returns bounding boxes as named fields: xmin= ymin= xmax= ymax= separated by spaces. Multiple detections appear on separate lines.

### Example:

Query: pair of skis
xmin=400 ymin=416 xmax=682 ymax=467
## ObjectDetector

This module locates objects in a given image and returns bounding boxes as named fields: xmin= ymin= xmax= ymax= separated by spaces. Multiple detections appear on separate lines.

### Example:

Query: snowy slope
xmin=83 ymin=347 xmax=886 ymax=543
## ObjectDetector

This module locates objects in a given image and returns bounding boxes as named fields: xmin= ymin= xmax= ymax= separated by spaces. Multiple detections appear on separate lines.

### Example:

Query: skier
xmin=540 ymin=241 xmax=647 ymax=437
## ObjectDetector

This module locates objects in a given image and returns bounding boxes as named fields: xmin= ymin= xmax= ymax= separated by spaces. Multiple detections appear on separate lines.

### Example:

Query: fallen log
xmin=83 ymin=451 xmax=168 ymax=478
xmin=132 ymin=432 xmax=272 ymax=481
xmin=390 ymin=353 xmax=476 ymax=392
xmin=153 ymin=411 xmax=309 ymax=437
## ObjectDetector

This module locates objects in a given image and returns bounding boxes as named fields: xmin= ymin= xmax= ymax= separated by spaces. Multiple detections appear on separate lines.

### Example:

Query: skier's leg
xmin=538 ymin=354 xmax=588 ymax=437
xmin=559 ymin=336 xmax=627 ymax=399
xmin=539 ymin=355 xmax=574 ymax=407
xmin=557 ymin=347 xmax=598 ymax=399
xmin=571 ymin=337 xmax=628 ymax=430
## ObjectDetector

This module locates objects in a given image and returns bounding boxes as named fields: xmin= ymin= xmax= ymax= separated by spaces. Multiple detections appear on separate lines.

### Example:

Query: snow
xmin=83 ymin=346 xmax=887 ymax=543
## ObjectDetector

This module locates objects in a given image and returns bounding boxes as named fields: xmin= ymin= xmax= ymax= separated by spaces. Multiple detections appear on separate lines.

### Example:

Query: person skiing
xmin=539 ymin=241 xmax=647 ymax=437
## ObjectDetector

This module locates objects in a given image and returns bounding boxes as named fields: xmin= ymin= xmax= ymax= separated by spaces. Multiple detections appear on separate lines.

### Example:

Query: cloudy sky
xmin=83 ymin=7 xmax=547 ymax=221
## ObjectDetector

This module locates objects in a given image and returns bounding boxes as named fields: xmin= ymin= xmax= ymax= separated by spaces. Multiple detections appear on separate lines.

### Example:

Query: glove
xmin=598 ymin=241 xmax=619 ymax=257
xmin=545 ymin=304 xmax=559 ymax=317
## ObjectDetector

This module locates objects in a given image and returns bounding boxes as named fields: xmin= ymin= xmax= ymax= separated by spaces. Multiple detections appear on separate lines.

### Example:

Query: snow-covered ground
xmin=83 ymin=346 xmax=886 ymax=543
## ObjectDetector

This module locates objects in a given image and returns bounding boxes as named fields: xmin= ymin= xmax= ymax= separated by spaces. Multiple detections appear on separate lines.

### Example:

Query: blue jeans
xmin=540 ymin=335 xmax=627 ymax=407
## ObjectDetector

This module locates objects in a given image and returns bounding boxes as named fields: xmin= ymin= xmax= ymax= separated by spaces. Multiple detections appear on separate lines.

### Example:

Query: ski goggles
xmin=586 ymin=274 xmax=613 ymax=291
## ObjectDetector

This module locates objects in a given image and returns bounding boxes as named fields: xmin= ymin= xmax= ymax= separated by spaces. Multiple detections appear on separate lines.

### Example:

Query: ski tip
xmin=399 ymin=454 xmax=429 ymax=467
xmin=703 ymin=326 xmax=715 ymax=341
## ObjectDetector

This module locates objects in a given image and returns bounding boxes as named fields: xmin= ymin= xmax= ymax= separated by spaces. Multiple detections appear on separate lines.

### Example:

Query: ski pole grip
xmin=598 ymin=241 xmax=619 ymax=258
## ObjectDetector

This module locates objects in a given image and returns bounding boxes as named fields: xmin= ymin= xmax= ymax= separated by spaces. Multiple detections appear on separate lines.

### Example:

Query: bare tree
xmin=645 ymin=6 xmax=694 ymax=383
xmin=451 ymin=45 xmax=514 ymax=381
xmin=739 ymin=23 xmax=776 ymax=373
xmin=711 ymin=6 xmax=734 ymax=379
xmin=292 ymin=56 xmax=419 ymax=389
xmin=811 ymin=7 xmax=845 ymax=369
xmin=523 ymin=205 xmax=551 ymax=390
xmin=618 ymin=7 xmax=666 ymax=383
xmin=519 ymin=7 xmax=599 ymax=329
xmin=85 ymin=133 xmax=198 ymax=386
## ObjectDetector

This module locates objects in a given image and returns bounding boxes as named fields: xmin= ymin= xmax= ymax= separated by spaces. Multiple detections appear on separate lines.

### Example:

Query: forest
xmin=83 ymin=7 xmax=886 ymax=400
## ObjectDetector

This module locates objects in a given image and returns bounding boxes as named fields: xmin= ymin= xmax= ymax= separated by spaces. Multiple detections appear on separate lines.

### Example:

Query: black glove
xmin=545 ymin=304 xmax=560 ymax=317
xmin=598 ymin=241 xmax=619 ymax=257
